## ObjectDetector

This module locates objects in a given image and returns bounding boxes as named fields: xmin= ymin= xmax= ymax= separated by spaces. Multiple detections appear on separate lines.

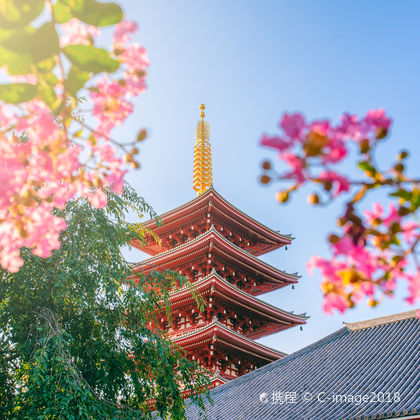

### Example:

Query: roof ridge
xmin=344 ymin=309 xmax=419 ymax=331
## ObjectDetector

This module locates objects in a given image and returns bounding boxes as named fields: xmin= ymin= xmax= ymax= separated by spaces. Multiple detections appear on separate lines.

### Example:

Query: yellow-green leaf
xmin=0 ymin=83 xmax=37 ymax=104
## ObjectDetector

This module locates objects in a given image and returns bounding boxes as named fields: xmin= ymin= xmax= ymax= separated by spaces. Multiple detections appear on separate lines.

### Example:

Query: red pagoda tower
xmin=132 ymin=105 xmax=307 ymax=387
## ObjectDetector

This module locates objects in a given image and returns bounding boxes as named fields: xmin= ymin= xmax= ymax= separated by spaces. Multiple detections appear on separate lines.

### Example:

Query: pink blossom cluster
xmin=89 ymin=20 xmax=149 ymax=136
xmin=0 ymin=100 xmax=128 ymax=272
xmin=0 ymin=20 xmax=148 ymax=272
xmin=61 ymin=18 xmax=100 ymax=47
xmin=308 ymin=203 xmax=419 ymax=313
xmin=261 ymin=109 xmax=391 ymax=195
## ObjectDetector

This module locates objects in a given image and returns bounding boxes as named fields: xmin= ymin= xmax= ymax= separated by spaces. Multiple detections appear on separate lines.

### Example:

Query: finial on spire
xmin=193 ymin=104 xmax=213 ymax=196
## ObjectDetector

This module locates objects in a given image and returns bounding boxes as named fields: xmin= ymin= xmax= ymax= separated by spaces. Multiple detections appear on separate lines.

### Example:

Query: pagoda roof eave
xmin=140 ymin=186 xmax=293 ymax=245
xmin=168 ymin=272 xmax=309 ymax=325
xmin=173 ymin=320 xmax=287 ymax=362
xmin=132 ymin=227 xmax=300 ymax=285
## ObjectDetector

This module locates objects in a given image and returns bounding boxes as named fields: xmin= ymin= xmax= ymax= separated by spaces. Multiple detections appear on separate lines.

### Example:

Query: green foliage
xmin=65 ymin=66 xmax=91 ymax=96
xmin=390 ymin=186 xmax=420 ymax=211
xmin=0 ymin=0 xmax=123 ymax=106
xmin=55 ymin=0 xmax=123 ymax=26
xmin=71 ymin=0 xmax=123 ymax=27
xmin=0 ymin=23 xmax=59 ymax=63
xmin=0 ymin=83 xmax=37 ymax=103
xmin=0 ymin=186 xmax=210 ymax=419
xmin=64 ymin=45 xmax=120 ymax=74
xmin=0 ymin=0 xmax=45 ymax=29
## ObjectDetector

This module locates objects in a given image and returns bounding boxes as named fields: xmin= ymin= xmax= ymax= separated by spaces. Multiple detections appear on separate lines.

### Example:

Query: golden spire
xmin=193 ymin=104 xmax=213 ymax=196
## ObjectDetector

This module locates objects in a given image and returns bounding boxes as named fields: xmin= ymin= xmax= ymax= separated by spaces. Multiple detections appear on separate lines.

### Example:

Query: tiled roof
xmin=183 ymin=310 xmax=420 ymax=420
xmin=140 ymin=186 xmax=293 ymax=243
xmin=132 ymin=227 xmax=299 ymax=285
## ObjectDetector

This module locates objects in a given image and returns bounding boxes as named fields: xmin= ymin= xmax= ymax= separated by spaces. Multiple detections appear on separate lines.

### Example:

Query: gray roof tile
xmin=183 ymin=311 xmax=420 ymax=420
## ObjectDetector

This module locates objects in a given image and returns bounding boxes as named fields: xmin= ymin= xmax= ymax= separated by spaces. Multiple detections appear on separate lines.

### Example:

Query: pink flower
xmin=322 ymin=294 xmax=348 ymax=314
xmin=88 ymin=189 xmax=108 ymax=208
xmin=10 ymin=74 xmax=37 ymax=85
xmin=401 ymin=221 xmax=419 ymax=243
xmin=61 ymin=18 xmax=100 ymax=47
xmin=90 ymin=78 xmax=133 ymax=135
xmin=281 ymin=153 xmax=306 ymax=183
xmin=124 ymin=74 xmax=147 ymax=97
xmin=359 ymin=281 xmax=375 ymax=296
xmin=120 ymin=43 xmax=149 ymax=72
xmin=279 ymin=113 xmax=305 ymax=140
xmin=382 ymin=204 xmax=400 ymax=227
xmin=307 ymin=256 xmax=346 ymax=281
xmin=260 ymin=134 xmax=290 ymax=152
xmin=338 ymin=113 xmax=359 ymax=134
xmin=363 ymin=202 xmax=384 ymax=224
xmin=364 ymin=108 xmax=392 ymax=130
xmin=308 ymin=120 xmax=330 ymax=137
xmin=322 ymin=137 xmax=347 ymax=163
xmin=113 ymin=20 xmax=138 ymax=48
xmin=319 ymin=170 xmax=350 ymax=197
xmin=406 ymin=272 xmax=420 ymax=305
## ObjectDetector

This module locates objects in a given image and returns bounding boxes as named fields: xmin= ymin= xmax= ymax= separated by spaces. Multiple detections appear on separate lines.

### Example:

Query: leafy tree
xmin=0 ymin=186 xmax=210 ymax=419
xmin=260 ymin=111 xmax=419 ymax=313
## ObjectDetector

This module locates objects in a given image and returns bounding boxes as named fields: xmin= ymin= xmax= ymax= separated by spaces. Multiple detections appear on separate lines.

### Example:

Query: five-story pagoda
xmin=132 ymin=105 xmax=308 ymax=387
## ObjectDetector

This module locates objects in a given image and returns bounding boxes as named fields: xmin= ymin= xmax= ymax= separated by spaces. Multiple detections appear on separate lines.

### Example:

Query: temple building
xmin=132 ymin=105 xmax=308 ymax=387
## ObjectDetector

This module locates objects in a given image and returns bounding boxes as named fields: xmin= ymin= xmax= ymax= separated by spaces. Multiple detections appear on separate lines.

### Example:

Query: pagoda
xmin=132 ymin=105 xmax=308 ymax=387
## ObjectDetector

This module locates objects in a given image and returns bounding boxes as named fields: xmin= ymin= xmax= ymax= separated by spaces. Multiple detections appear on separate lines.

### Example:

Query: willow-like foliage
xmin=0 ymin=185 xmax=210 ymax=419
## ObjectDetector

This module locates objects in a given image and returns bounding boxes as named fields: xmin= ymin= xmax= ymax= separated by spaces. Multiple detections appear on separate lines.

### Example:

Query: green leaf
xmin=0 ymin=0 xmax=44 ymax=29
xmin=38 ymin=80 xmax=58 ymax=108
xmin=42 ymin=72 xmax=59 ymax=88
xmin=53 ymin=1 xmax=74 ymax=23
xmin=0 ymin=83 xmax=37 ymax=104
xmin=0 ymin=23 xmax=59 ymax=63
xmin=30 ymin=23 xmax=60 ymax=63
xmin=63 ymin=45 xmax=120 ymax=74
xmin=69 ymin=0 xmax=123 ymax=27
xmin=0 ymin=45 xmax=32 ymax=74
xmin=36 ymin=57 xmax=57 ymax=74
xmin=65 ymin=66 xmax=90 ymax=96
xmin=357 ymin=161 xmax=376 ymax=173
xmin=390 ymin=190 xmax=412 ymax=202
xmin=410 ymin=188 xmax=420 ymax=210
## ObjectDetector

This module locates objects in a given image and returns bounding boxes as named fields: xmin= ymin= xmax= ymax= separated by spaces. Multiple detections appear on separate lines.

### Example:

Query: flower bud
xmin=393 ymin=163 xmax=404 ymax=173
xmin=376 ymin=127 xmax=388 ymax=139
xmin=323 ymin=180 xmax=332 ymax=192
xmin=262 ymin=160 xmax=271 ymax=170
xmin=359 ymin=139 xmax=370 ymax=154
xmin=307 ymin=193 xmax=320 ymax=205
xmin=337 ymin=217 xmax=346 ymax=226
xmin=328 ymin=233 xmax=340 ymax=244
xmin=399 ymin=150 xmax=409 ymax=160
xmin=260 ymin=175 xmax=271 ymax=184
xmin=276 ymin=191 xmax=289 ymax=203
xmin=136 ymin=129 xmax=147 ymax=142
xmin=397 ymin=206 xmax=410 ymax=216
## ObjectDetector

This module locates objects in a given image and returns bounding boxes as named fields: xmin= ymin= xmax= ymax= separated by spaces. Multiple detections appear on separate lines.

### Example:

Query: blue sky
xmin=117 ymin=1 xmax=420 ymax=353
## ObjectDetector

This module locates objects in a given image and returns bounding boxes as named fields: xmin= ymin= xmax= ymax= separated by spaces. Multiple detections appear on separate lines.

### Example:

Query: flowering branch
xmin=0 ymin=1 xmax=149 ymax=272
xmin=260 ymin=110 xmax=420 ymax=313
